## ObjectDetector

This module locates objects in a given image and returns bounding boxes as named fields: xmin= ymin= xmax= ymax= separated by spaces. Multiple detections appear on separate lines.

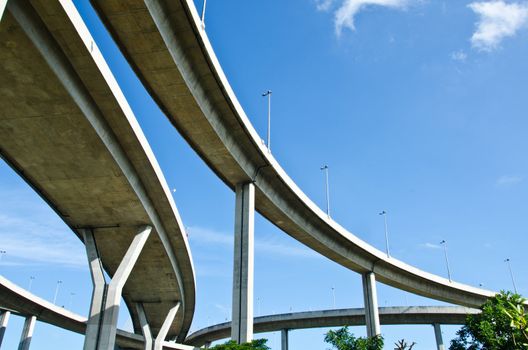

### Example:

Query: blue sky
xmin=1 ymin=0 xmax=528 ymax=349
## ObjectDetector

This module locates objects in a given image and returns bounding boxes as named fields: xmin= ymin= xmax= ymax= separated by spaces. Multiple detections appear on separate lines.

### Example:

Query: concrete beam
xmin=433 ymin=324 xmax=444 ymax=350
xmin=18 ymin=315 xmax=36 ymax=350
xmin=98 ymin=225 xmax=152 ymax=350
xmin=154 ymin=303 xmax=181 ymax=350
xmin=136 ymin=303 xmax=153 ymax=350
xmin=82 ymin=226 xmax=151 ymax=350
xmin=0 ymin=0 xmax=7 ymax=21
xmin=362 ymin=272 xmax=380 ymax=337
xmin=82 ymin=229 xmax=107 ymax=350
xmin=281 ymin=329 xmax=288 ymax=350
xmin=0 ymin=310 xmax=10 ymax=347
xmin=231 ymin=183 xmax=255 ymax=344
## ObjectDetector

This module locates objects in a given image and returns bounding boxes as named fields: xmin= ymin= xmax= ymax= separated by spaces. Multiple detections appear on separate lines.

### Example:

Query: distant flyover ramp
xmin=185 ymin=306 xmax=479 ymax=347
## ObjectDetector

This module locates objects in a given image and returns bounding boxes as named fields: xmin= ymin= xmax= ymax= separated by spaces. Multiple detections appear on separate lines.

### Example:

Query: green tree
xmin=324 ymin=326 xmax=384 ymax=350
xmin=209 ymin=339 xmax=270 ymax=350
xmin=449 ymin=291 xmax=527 ymax=350
xmin=501 ymin=295 xmax=528 ymax=348
xmin=394 ymin=339 xmax=416 ymax=349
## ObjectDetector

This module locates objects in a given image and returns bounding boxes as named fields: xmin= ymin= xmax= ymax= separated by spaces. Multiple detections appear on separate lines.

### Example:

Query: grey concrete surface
xmin=0 ymin=310 xmax=10 ymax=347
xmin=232 ymin=183 xmax=255 ymax=344
xmin=434 ymin=323 xmax=445 ymax=350
xmin=0 ymin=277 xmax=198 ymax=350
xmin=137 ymin=303 xmax=153 ymax=350
xmin=185 ymin=306 xmax=479 ymax=347
xmin=362 ymin=272 xmax=381 ymax=336
xmin=280 ymin=329 xmax=288 ymax=350
xmin=0 ymin=0 xmax=194 ymax=342
xmin=154 ymin=303 xmax=181 ymax=350
xmin=18 ymin=315 xmax=36 ymax=350
xmin=90 ymin=0 xmax=495 ymax=309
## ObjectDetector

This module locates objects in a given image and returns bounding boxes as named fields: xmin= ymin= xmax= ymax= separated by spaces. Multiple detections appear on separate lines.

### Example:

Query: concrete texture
xmin=362 ymin=272 xmax=381 ymax=336
xmin=232 ymin=183 xmax=255 ymax=344
xmin=0 ymin=277 xmax=198 ymax=350
xmin=434 ymin=323 xmax=445 ymax=350
xmin=0 ymin=0 xmax=194 ymax=342
xmin=185 ymin=306 xmax=479 ymax=347
xmin=0 ymin=310 xmax=10 ymax=347
xmin=280 ymin=329 xmax=288 ymax=350
xmin=18 ymin=315 xmax=36 ymax=350
xmin=90 ymin=0 xmax=495 ymax=309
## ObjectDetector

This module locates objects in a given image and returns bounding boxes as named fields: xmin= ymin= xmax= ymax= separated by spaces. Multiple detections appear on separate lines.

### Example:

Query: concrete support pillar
xmin=82 ymin=226 xmax=152 ymax=350
xmin=231 ymin=183 xmax=255 ymax=344
xmin=153 ymin=303 xmax=180 ymax=350
xmin=203 ymin=341 xmax=211 ymax=349
xmin=281 ymin=329 xmax=289 ymax=350
xmin=0 ymin=310 xmax=11 ymax=348
xmin=433 ymin=324 xmax=444 ymax=350
xmin=0 ymin=0 xmax=8 ymax=21
xmin=136 ymin=303 xmax=153 ymax=350
xmin=18 ymin=316 xmax=36 ymax=350
xmin=362 ymin=272 xmax=380 ymax=337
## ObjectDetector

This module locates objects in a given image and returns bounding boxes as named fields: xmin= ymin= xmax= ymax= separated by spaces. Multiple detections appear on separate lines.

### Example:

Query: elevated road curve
xmin=0 ymin=0 xmax=195 ymax=343
xmin=91 ymin=0 xmax=494 ymax=308
xmin=0 ymin=276 xmax=198 ymax=350
xmin=185 ymin=306 xmax=479 ymax=347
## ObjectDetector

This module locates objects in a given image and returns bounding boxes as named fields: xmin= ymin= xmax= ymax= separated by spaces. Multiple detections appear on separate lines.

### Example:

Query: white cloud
xmin=496 ymin=175 xmax=523 ymax=186
xmin=421 ymin=242 xmax=442 ymax=249
xmin=0 ymin=214 xmax=86 ymax=268
xmin=317 ymin=0 xmax=335 ymax=11
xmin=333 ymin=0 xmax=411 ymax=35
xmin=451 ymin=50 xmax=468 ymax=61
xmin=469 ymin=1 xmax=528 ymax=51
xmin=188 ymin=226 xmax=319 ymax=259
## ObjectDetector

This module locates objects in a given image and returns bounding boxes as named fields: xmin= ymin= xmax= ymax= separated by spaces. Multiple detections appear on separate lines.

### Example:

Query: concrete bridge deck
xmin=0 ymin=276 xmax=199 ymax=349
xmin=186 ymin=306 xmax=479 ymax=347
xmin=90 ymin=0 xmax=494 ymax=308
xmin=0 ymin=0 xmax=195 ymax=342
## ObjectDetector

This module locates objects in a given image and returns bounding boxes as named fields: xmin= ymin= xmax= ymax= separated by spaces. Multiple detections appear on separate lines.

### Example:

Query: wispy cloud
xmin=316 ymin=0 xmax=335 ymax=11
xmin=421 ymin=242 xmax=442 ymax=249
xmin=0 ymin=213 xmax=85 ymax=268
xmin=496 ymin=175 xmax=523 ymax=187
xmin=188 ymin=226 xmax=319 ymax=259
xmin=468 ymin=1 xmax=528 ymax=51
xmin=317 ymin=0 xmax=413 ymax=35
xmin=451 ymin=50 xmax=468 ymax=62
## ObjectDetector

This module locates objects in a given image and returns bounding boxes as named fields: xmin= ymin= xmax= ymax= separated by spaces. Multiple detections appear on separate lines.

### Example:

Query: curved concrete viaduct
xmin=185 ymin=306 xmax=479 ymax=347
xmin=0 ymin=0 xmax=195 ymax=344
xmin=90 ymin=0 xmax=494 ymax=309
xmin=0 ymin=276 xmax=198 ymax=350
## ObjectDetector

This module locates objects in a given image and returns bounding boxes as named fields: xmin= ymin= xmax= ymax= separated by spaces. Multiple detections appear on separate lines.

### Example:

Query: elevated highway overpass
xmin=186 ymin=306 xmax=479 ymax=347
xmin=0 ymin=0 xmax=195 ymax=347
xmin=90 ymin=0 xmax=494 ymax=317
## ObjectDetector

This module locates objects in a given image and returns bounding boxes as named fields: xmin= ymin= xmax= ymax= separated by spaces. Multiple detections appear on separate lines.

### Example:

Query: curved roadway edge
xmin=89 ymin=0 xmax=495 ymax=308
xmin=1 ymin=0 xmax=195 ymax=341
xmin=186 ymin=306 xmax=479 ymax=347
xmin=0 ymin=276 xmax=198 ymax=350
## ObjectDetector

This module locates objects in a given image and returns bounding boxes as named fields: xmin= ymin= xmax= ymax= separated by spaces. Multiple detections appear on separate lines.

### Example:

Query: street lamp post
xmin=68 ymin=292 xmax=76 ymax=310
xmin=331 ymin=287 xmax=336 ymax=309
xmin=320 ymin=165 xmax=330 ymax=217
xmin=28 ymin=276 xmax=35 ymax=292
xmin=262 ymin=90 xmax=272 ymax=152
xmin=379 ymin=211 xmax=390 ymax=257
xmin=440 ymin=240 xmax=452 ymax=282
xmin=201 ymin=0 xmax=207 ymax=28
xmin=0 ymin=250 xmax=6 ymax=263
xmin=53 ymin=280 xmax=62 ymax=305
xmin=504 ymin=258 xmax=518 ymax=293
